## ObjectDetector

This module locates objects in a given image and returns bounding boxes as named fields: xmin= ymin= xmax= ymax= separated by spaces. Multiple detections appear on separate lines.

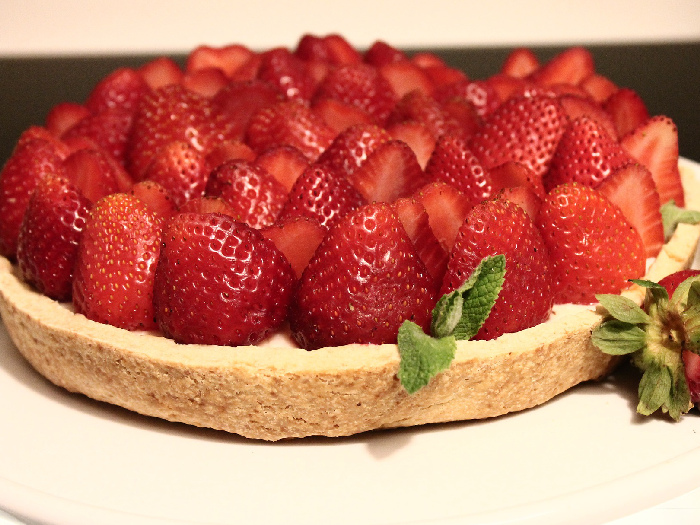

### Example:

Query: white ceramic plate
xmin=1 ymin=161 xmax=700 ymax=525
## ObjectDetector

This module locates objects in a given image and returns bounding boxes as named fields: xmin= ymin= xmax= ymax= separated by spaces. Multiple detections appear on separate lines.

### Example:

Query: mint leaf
xmin=431 ymin=254 xmax=506 ymax=341
xmin=397 ymin=321 xmax=456 ymax=394
xmin=596 ymin=293 xmax=649 ymax=324
xmin=592 ymin=319 xmax=647 ymax=355
xmin=661 ymin=200 xmax=700 ymax=240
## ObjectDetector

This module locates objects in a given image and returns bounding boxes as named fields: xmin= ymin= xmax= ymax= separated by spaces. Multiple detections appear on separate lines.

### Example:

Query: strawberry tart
xmin=0 ymin=36 xmax=699 ymax=440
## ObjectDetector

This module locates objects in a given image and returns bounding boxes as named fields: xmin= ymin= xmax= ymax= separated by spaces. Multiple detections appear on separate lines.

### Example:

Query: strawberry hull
xmin=0 ymin=160 xmax=698 ymax=441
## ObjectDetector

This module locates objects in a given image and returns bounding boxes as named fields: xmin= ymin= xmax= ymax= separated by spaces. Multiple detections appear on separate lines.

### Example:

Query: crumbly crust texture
xmin=1 ymin=160 xmax=699 ymax=441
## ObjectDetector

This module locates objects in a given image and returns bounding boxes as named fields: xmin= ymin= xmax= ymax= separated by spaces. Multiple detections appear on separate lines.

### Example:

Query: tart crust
xmin=1 ymin=159 xmax=699 ymax=441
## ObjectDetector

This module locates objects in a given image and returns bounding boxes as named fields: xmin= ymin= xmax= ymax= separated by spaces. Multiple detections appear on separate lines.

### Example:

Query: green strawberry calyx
xmin=592 ymin=275 xmax=700 ymax=420
xmin=397 ymin=254 xmax=505 ymax=394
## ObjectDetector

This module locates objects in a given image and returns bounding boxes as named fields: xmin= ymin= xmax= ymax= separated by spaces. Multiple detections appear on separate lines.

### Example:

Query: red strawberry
xmin=62 ymin=107 xmax=135 ymax=165
xmin=424 ymin=132 xmax=492 ymax=207
xmin=0 ymin=138 xmax=68 ymax=257
xmin=154 ymin=212 xmax=295 ymax=345
xmin=392 ymin=197 xmax=448 ymax=282
xmin=45 ymin=102 xmax=91 ymax=137
xmin=439 ymin=96 xmax=482 ymax=139
xmin=312 ymin=98 xmax=373 ymax=134
xmin=204 ymin=140 xmax=257 ymax=174
xmin=294 ymin=34 xmax=362 ymax=65
xmin=16 ymin=174 xmax=91 ymax=300
xmin=72 ymin=193 xmax=163 ymax=330
xmin=62 ymin=147 xmax=128 ymax=203
xmin=211 ymin=79 xmax=283 ymax=140
xmin=379 ymin=61 xmax=433 ymax=98
xmin=558 ymin=94 xmax=618 ymax=140
xmin=181 ymin=68 xmax=229 ymax=97
xmin=501 ymin=47 xmax=540 ymax=79
xmin=142 ymin=140 xmax=207 ymax=207
xmin=138 ymin=57 xmax=183 ymax=90
xmin=85 ymin=67 xmax=150 ymax=115
xmin=495 ymin=186 xmax=543 ymax=220
xmin=488 ymin=161 xmax=545 ymax=199
xmin=178 ymin=195 xmax=237 ymax=217
xmin=346 ymin=140 xmax=428 ymax=203
xmin=603 ymin=88 xmax=649 ymax=139
xmin=245 ymin=100 xmax=335 ymax=162
xmin=261 ymin=216 xmax=326 ymax=278
xmin=581 ymin=73 xmax=618 ymax=104
xmin=254 ymin=144 xmax=310 ymax=191
xmin=386 ymin=121 xmax=436 ymax=169
xmin=256 ymin=47 xmax=315 ymax=102
xmin=440 ymin=198 xmax=553 ymax=340
xmin=413 ymin=181 xmax=473 ymax=252
xmin=185 ymin=44 xmax=255 ymax=78
xmin=433 ymin=79 xmax=501 ymax=118
xmin=315 ymin=123 xmax=391 ymax=176
xmin=528 ymin=47 xmax=595 ymax=87
xmin=387 ymin=90 xmax=463 ymax=140
xmin=364 ymin=41 xmax=407 ymax=67
xmin=205 ymin=160 xmax=287 ymax=229
xmin=127 ymin=84 xmax=237 ymax=180
xmin=469 ymin=94 xmax=567 ymax=178
xmin=419 ymin=63 xmax=468 ymax=90
xmin=536 ymin=183 xmax=646 ymax=304
xmin=312 ymin=63 xmax=396 ymax=124
xmin=545 ymin=116 xmax=634 ymax=190
xmin=129 ymin=180 xmax=176 ymax=221
xmin=597 ymin=163 xmax=664 ymax=258
xmin=620 ymin=116 xmax=684 ymax=207
xmin=277 ymin=164 xmax=365 ymax=229
xmin=289 ymin=203 xmax=437 ymax=349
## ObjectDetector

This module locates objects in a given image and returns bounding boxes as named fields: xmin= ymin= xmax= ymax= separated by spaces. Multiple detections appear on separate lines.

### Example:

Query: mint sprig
xmin=397 ymin=255 xmax=506 ymax=394
xmin=593 ymin=276 xmax=700 ymax=421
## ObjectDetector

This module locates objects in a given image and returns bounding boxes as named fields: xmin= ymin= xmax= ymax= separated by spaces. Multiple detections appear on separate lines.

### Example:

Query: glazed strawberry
xmin=597 ymin=163 xmax=664 ymax=258
xmin=620 ymin=116 xmax=684 ymax=207
xmin=488 ymin=161 xmax=545 ymax=199
xmin=424 ymin=131 xmax=492 ymax=207
xmin=85 ymin=67 xmax=150 ymax=115
xmin=413 ymin=181 xmax=473 ymax=252
xmin=545 ymin=116 xmax=634 ymax=191
xmin=469 ymin=94 xmax=567 ymax=178
xmin=62 ymin=147 xmax=130 ymax=202
xmin=501 ymin=47 xmax=540 ymax=79
xmin=433 ymin=79 xmax=501 ymax=118
xmin=536 ymin=183 xmax=646 ymax=304
xmin=277 ymin=164 xmax=365 ymax=229
xmin=441 ymin=198 xmax=553 ymax=340
xmin=16 ymin=174 xmax=91 ymax=300
xmin=495 ymin=185 xmax=543 ymax=220
xmin=261 ymin=216 xmax=326 ymax=278
xmin=290 ymin=203 xmax=437 ymax=349
xmin=392 ymin=197 xmax=448 ymax=283
xmin=185 ymin=44 xmax=255 ymax=78
xmin=386 ymin=121 xmax=436 ymax=169
xmin=205 ymin=160 xmax=287 ymax=229
xmin=154 ymin=212 xmax=295 ymax=345
xmin=528 ymin=47 xmax=595 ymax=87
xmin=127 ymin=84 xmax=235 ymax=180
xmin=346 ymin=140 xmax=428 ymax=203
xmin=45 ymin=102 xmax=91 ymax=137
xmin=0 ymin=138 xmax=68 ymax=257
xmin=315 ymin=123 xmax=391 ymax=176
xmin=62 ymin=107 xmax=135 ymax=165
xmin=256 ymin=47 xmax=315 ymax=102
xmin=142 ymin=141 xmax=207 ymax=207
xmin=603 ymin=88 xmax=649 ymax=139
xmin=313 ymin=63 xmax=397 ymax=125
xmin=72 ymin=193 xmax=162 ymax=330
xmin=254 ymin=144 xmax=309 ymax=191
xmin=245 ymin=100 xmax=335 ymax=162
xmin=211 ymin=79 xmax=283 ymax=140
xmin=387 ymin=90 xmax=461 ymax=140
xmin=558 ymin=94 xmax=618 ymax=140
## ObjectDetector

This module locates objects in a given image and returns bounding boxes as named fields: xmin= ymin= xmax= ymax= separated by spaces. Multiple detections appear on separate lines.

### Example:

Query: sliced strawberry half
xmin=603 ymin=87 xmax=650 ymax=139
xmin=261 ymin=216 xmax=326 ymax=279
xmin=501 ymin=47 xmax=540 ymax=79
xmin=412 ymin=181 xmax=473 ymax=252
xmin=528 ymin=47 xmax=595 ymax=87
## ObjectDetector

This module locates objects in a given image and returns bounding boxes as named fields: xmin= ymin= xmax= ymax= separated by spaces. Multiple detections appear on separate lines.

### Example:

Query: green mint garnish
xmin=397 ymin=255 xmax=506 ymax=394
xmin=660 ymin=200 xmax=700 ymax=240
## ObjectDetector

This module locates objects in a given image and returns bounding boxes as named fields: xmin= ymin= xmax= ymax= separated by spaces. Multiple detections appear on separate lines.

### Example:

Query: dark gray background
xmin=1 ymin=43 xmax=698 ymax=165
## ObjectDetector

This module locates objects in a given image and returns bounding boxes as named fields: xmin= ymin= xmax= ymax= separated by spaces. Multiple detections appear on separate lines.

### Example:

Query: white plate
xmin=1 ymin=161 xmax=700 ymax=525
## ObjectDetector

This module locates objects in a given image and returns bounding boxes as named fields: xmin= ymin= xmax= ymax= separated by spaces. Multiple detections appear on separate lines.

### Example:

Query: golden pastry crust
xmin=1 ymin=160 xmax=699 ymax=441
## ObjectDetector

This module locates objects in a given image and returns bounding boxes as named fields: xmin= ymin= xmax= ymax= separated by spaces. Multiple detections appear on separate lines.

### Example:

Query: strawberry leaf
xmin=636 ymin=360 xmax=690 ymax=421
xmin=660 ymin=200 xmax=700 ymax=240
xmin=592 ymin=319 xmax=647 ymax=355
xmin=595 ymin=293 xmax=649 ymax=324
xmin=397 ymin=321 xmax=456 ymax=394
xmin=431 ymin=254 xmax=506 ymax=340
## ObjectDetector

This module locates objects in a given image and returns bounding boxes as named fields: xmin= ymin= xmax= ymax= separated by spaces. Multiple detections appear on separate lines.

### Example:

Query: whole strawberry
xmin=440 ymin=198 xmax=553 ymax=339
xmin=536 ymin=183 xmax=646 ymax=304
xmin=72 ymin=193 xmax=163 ymax=330
xmin=16 ymin=174 xmax=91 ymax=300
xmin=290 ymin=203 xmax=437 ymax=349
xmin=154 ymin=212 xmax=295 ymax=346
xmin=593 ymin=270 xmax=700 ymax=419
